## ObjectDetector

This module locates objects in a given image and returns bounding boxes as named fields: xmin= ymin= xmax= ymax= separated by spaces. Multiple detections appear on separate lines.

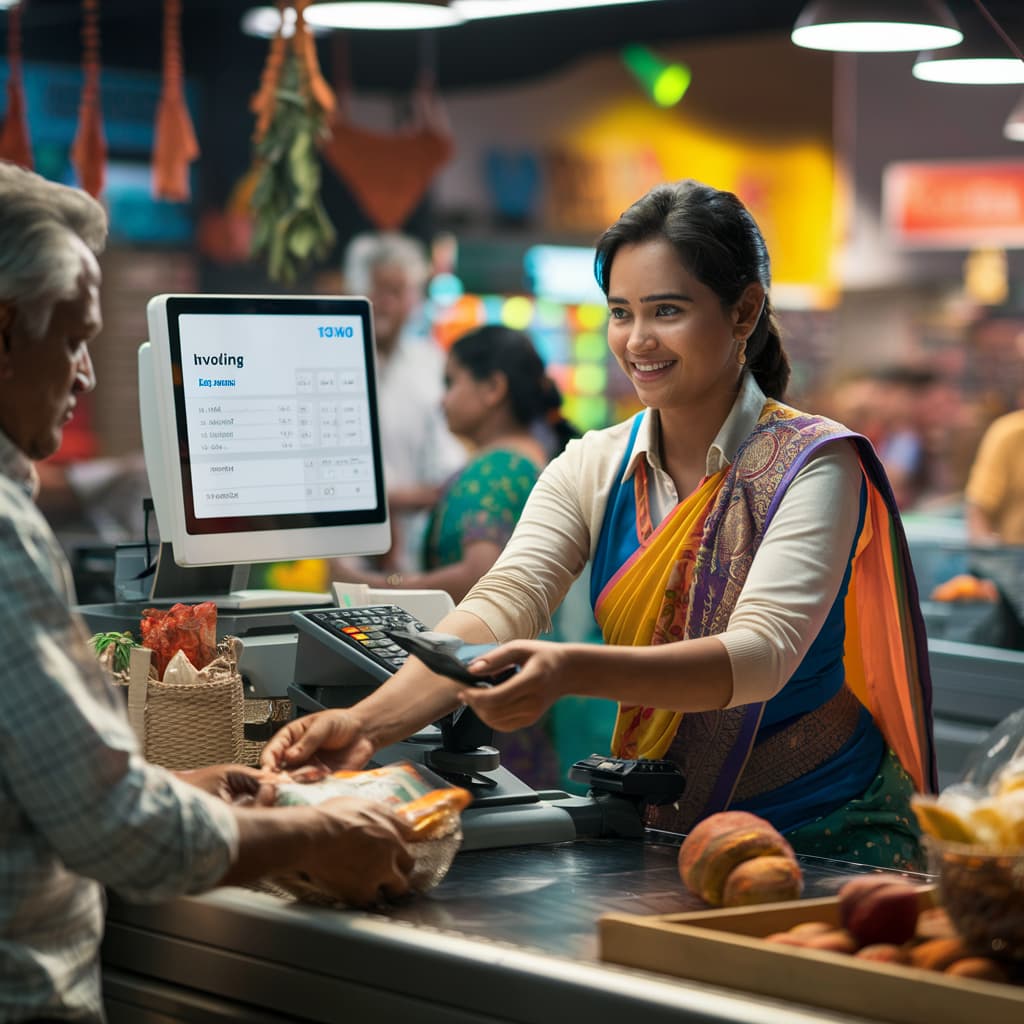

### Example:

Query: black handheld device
xmin=569 ymin=754 xmax=686 ymax=805
xmin=384 ymin=629 xmax=515 ymax=688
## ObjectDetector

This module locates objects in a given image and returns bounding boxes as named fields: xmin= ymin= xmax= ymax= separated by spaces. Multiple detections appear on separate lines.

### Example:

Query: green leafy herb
xmin=90 ymin=631 xmax=137 ymax=674
xmin=250 ymin=51 xmax=336 ymax=285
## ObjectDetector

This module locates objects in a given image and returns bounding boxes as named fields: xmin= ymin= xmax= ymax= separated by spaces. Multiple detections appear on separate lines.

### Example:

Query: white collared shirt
xmin=459 ymin=374 xmax=863 ymax=708
xmin=621 ymin=371 xmax=771 ymax=525
xmin=376 ymin=333 xmax=466 ymax=572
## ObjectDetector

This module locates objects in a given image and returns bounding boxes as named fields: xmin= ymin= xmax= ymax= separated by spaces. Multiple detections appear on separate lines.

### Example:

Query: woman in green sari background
xmin=265 ymin=181 xmax=936 ymax=870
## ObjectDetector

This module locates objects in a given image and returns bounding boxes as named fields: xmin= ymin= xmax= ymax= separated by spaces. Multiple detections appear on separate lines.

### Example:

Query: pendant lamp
xmin=454 ymin=0 xmax=660 ymax=16
xmin=914 ymin=33 xmax=1024 ymax=84
xmin=1004 ymin=93 xmax=1024 ymax=140
xmin=242 ymin=6 xmax=329 ymax=37
xmin=791 ymin=0 xmax=962 ymax=53
xmin=304 ymin=1 xmax=463 ymax=31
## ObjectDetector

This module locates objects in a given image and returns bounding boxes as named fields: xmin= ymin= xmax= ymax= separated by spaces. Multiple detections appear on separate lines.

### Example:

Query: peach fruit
xmin=908 ymin=937 xmax=970 ymax=972
xmin=854 ymin=943 xmax=911 ymax=964
xmin=944 ymin=957 xmax=1010 ymax=983
xmin=838 ymin=875 xmax=920 ymax=946
xmin=678 ymin=811 xmax=797 ymax=906
xmin=721 ymin=854 xmax=804 ymax=907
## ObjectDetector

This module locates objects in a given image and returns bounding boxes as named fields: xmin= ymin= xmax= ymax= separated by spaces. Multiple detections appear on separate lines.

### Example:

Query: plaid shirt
xmin=0 ymin=431 xmax=238 ymax=1023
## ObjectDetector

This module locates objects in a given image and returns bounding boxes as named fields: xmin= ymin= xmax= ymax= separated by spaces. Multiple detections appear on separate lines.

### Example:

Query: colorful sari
xmin=591 ymin=402 xmax=936 ymax=853
xmin=422 ymin=449 xmax=541 ymax=569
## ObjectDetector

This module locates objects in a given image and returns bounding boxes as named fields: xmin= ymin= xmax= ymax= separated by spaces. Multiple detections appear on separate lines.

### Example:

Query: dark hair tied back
xmin=593 ymin=180 xmax=791 ymax=400
xmin=450 ymin=325 xmax=580 ymax=455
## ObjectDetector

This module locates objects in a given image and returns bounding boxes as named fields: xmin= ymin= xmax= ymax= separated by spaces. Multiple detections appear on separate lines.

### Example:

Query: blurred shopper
xmin=0 ymin=161 xmax=414 ymax=1024
xmin=965 ymin=406 xmax=1024 ymax=544
xmin=828 ymin=365 xmax=939 ymax=511
xmin=267 ymin=180 xmax=936 ymax=870
xmin=343 ymin=231 xmax=465 ymax=573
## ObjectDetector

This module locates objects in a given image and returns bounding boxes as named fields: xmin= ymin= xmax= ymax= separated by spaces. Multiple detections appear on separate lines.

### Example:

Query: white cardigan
xmin=458 ymin=374 xmax=863 ymax=709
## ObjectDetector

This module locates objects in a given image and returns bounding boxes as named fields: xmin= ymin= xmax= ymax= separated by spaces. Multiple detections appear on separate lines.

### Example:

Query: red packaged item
xmin=140 ymin=601 xmax=218 ymax=677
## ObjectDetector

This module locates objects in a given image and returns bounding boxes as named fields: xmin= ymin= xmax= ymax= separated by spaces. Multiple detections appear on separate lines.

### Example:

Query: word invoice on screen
xmin=178 ymin=313 xmax=377 ymax=520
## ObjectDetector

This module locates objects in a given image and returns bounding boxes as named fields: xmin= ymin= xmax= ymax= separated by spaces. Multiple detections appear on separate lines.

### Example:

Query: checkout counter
xmin=101 ymin=841 xmax=896 ymax=1024
xmin=79 ymin=520 xmax=1024 ymax=1024
xmin=80 ymin=595 xmax=888 ymax=1023
xmin=81 ymin=593 xmax=909 ymax=1024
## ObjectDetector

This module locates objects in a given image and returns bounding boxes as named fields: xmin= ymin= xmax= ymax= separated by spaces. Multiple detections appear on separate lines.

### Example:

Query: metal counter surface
xmin=382 ymin=835 xmax=889 ymax=959
xmin=103 ymin=837 xmax=902 ymax=1024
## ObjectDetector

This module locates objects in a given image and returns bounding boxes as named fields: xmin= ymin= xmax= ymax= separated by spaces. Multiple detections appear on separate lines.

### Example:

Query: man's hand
xmin=176 ymin=764 xmax=279 ymax=806
xmin=260 ymin=710 xmax=375 ymax=773
xmin=299 ymin=796 xmax=416 ymax=906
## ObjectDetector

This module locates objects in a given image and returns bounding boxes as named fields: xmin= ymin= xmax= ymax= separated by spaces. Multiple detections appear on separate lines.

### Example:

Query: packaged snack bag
xmin=275 ymin=762 xmax=472 ymax=899
xmin=140 ymin=601 xmax=218 ymax=676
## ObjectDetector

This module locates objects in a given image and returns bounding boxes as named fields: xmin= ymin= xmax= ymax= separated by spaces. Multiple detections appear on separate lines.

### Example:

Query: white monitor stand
xmin=148 ymin=541 xmax=331 ymax=610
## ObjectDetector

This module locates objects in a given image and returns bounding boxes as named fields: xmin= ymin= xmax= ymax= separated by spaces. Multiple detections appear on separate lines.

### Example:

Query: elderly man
xmin=0 ymin=162 xmax=414 ymax=1024
xmin=342 ymin=232 xmax=464 ymax=575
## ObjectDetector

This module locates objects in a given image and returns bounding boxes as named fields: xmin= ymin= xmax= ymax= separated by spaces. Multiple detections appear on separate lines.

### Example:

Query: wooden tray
xmin=599 ymin=892 xmax=1024 ymax=1024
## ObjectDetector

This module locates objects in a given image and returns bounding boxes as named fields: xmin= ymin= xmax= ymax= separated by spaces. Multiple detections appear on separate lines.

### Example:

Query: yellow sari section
xmin=599 ymin=467 xmax=728 ymax=760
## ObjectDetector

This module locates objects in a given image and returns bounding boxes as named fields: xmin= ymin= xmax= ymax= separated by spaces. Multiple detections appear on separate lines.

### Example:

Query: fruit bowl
xmin=926 ymin=838 xmax=1024 ymax=962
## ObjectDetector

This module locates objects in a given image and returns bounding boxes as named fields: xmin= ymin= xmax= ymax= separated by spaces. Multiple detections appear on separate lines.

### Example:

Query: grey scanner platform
xmin=287 ymin=608 xmax=645 ymax=849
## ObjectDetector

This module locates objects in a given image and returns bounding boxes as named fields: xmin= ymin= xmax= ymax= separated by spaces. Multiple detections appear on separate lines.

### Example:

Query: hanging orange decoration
xmin=152 ymin=0 xmax=198 ymax=202
xmin=318 ymin=29 xmax=454 ymax=230
xmin=250 ymin=0 xmax=334 ymax=141
xmin=0 ymin=1 xmax=34 ymax=169
xmin=71 ymin=0 xmax=106 ymax=198
xmin=249 ymin=1 xmax=290 ymax=144
xmin=248 ymin=0 xmax=337 ymax=284
xmin=320 ymin=76 xmax=454 ymax=231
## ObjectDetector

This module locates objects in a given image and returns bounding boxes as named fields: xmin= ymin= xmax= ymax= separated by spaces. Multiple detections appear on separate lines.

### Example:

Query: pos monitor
xmin=139 ymin=294 xmax=390 ymax=585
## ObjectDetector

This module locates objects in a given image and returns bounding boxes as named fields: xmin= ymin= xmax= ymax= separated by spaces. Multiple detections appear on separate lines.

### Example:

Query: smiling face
xmin=0 ymin=236 xmax=102 ymax=460
xmin=606 ymin=236 xmax=754 ymax=414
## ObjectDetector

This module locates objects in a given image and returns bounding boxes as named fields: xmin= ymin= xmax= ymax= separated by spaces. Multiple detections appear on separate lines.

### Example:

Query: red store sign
xmin=883 ymin=160 xmax=1024 ymax=248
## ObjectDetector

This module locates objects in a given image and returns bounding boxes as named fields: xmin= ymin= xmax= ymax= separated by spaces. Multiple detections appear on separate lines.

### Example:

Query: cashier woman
xmin=265 ymin=179 xmax=937 ymax=872
xmin=0 ymin=162 xmax=415 ymax=1024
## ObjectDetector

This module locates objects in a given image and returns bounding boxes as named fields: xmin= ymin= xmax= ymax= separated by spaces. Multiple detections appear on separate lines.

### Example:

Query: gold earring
xmin=736 ymin=337 xmax=746 ymax=366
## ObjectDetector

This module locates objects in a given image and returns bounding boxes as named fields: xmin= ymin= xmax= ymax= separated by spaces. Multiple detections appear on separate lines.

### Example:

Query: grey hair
xmin=0 ymin=160 xmax=108 ymax=339
xmin=342 ymin=231 xmax=429 ymax=294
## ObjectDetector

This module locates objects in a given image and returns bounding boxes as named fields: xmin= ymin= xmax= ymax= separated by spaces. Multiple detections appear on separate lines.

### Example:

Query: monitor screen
xmin=140 ymin=294 xmax=390 ymax=568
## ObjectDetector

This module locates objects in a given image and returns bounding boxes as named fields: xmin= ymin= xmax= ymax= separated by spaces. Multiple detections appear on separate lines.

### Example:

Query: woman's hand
xmin=456 ymin=639 xmax=573 ymax=731
xmin=176 ymin=764 xmax=279 ymax=806
xmin=260 ymin=710 xmax=376 ymax=773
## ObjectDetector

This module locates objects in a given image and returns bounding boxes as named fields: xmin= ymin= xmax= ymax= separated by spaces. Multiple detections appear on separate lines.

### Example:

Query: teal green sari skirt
xmin=785 ymin=749 xmax=925 ymax=872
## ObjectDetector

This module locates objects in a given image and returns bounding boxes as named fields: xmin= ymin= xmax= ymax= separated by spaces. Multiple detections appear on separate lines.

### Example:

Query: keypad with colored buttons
xmin=301 ymin=605 xmax=428 ymax=674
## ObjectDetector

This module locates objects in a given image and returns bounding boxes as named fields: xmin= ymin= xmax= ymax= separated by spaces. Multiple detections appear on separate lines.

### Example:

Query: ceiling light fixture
xmin=914 ymin=41 xmax=1024 ymax=84
xmin=303 ymin=1 xmax=463 ymax=31
xmin=1004 ymin=93 xmax=1024 ymax=140
xmin=791 ymin=0 xmax=962 ymax=53
xmin=455 ymin=0 xmax=661 ymax=18
xmin=241 ymin=6 xmax=330 ymax=38
xmin=914 ymin=2 xmax=1024 ymax=84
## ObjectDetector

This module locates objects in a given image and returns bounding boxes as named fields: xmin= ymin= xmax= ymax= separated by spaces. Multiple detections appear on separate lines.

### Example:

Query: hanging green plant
xmin=249 ymin=1 xmax=336 ymax=285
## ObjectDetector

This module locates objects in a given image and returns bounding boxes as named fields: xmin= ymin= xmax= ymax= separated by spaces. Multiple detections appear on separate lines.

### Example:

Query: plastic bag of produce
xmin=274 ymin=761 xmax=472 ymax=900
